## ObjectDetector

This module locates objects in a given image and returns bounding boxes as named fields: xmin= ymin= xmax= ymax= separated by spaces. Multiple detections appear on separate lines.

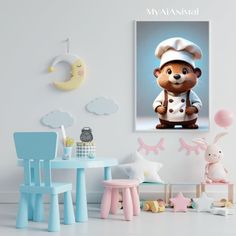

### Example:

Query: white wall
xmin=0 ymin=0 xmax=235 ymax=202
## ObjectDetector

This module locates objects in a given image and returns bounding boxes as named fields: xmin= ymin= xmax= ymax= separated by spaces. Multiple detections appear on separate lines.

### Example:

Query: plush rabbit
xmin=195 ymin=132 xmax=229 ymax=183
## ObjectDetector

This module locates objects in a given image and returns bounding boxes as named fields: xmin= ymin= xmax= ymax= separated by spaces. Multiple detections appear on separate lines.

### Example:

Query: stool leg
xmin=100 ymin=187 xmax=112 ymax=219
xmin=64 ymin=191 xmax=75 ymax=225
xmin=122 ymin=188 xmax=133 ymax=221
xmin=16 ymin=192 xmax=28 ymax=228
xmin=111 ymin=188 xmax=119 ymax=215
xmin=48 ymin=194 xmax=60 ymax=232
xmin=228 ymin=184 xmax=234 ymax=203
xmin=130 ymin=187 xmax=140 ymax=216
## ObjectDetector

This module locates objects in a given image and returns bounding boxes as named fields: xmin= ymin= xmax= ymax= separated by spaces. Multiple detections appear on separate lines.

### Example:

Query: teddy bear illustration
xmin=153 ymin=37 xmax=203 ymax=129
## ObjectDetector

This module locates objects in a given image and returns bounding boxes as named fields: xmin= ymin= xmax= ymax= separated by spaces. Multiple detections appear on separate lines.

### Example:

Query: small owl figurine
xmin=80 ymin=127 xmax=93 ymax=142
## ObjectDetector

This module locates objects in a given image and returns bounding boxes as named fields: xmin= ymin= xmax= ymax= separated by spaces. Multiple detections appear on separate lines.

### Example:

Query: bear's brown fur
xmin=153 ymin=61 xmax=201 ymax=129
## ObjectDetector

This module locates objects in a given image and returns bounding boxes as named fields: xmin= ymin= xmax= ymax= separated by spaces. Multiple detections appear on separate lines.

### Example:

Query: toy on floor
xmin=195 ymin=132 xmax=229 ymax=183
xmin=188 ymin=199 xmax=198 ymax=209
xmin=170 ymin=192 xmax=191 ymax=212
xmin=213 ymin=199 xmax=233 ymax=208
xmin=193 ymin=192 xmax=214 ymax=212
xmin=143 ymin=199 xmax=165 ymax=213
xmin=211 ymin=207 xmax=235 ymax=216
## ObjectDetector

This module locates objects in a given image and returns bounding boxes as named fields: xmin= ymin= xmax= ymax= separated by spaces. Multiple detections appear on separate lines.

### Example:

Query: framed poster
xmin=135 ymin=21 xmax=209 ymax=132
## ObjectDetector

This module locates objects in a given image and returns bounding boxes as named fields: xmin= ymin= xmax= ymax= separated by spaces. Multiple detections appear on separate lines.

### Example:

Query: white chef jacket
xmin=153 ymin=90 xmax=202 ymax=122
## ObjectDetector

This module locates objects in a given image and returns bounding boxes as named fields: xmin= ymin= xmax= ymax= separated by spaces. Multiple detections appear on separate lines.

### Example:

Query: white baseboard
xmin=0 ymin=191 xmax=234 ymax=204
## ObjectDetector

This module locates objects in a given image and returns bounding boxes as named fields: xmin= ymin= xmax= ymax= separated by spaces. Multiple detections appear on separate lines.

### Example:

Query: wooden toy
xmin=14 ymin=132 xmax=75 ymax=232
xmin=213 ymin=198 xmax=233 ymax=208
xmin=100 ymin=179 xmax=140 ymax=221
xmin=143 ymin=200 xmax=165 ymax=213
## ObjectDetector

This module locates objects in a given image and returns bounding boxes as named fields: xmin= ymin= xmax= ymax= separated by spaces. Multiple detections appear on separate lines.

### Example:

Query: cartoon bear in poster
xmin=153 ymin=37 xmax=203 ymax=129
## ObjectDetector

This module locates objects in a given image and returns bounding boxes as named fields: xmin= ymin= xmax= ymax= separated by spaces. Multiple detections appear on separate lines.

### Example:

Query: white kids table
xmin=18 ymin=157 xmax=118 ymax=222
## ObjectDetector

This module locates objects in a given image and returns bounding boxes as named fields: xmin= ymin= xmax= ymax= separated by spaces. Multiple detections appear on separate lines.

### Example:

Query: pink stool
xmin=100 ymin=179 xmax=140 ymax=221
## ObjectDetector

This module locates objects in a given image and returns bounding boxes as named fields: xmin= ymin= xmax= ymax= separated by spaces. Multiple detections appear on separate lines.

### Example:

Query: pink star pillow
xmin=170 ymin=192 xmax=191 ymax=212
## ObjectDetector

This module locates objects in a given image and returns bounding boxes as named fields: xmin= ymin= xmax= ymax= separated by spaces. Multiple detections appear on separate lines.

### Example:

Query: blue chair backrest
xmin=14 ymin=132 xmax=58 ymax=187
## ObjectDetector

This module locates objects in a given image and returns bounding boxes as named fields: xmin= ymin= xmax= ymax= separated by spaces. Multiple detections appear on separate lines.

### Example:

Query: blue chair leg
xmin=16 ymin=192 xmax=28 ymax=228
xmin=76 ymin=168 xmax=88 ymax=222
xmin=48 ymin=194 xmax=60 ymax=232
xmin=27 ymin=193 xmax=34 ymax=220
xmin=104 ymin=167 xmax=112 ymax=180
xmin=34 ymin=194 xmax=44 ymax=222
xmin=64 ymin=191 xmax=75 ymax=225
xmin=28 ymin=168 xmax=35 ymax=220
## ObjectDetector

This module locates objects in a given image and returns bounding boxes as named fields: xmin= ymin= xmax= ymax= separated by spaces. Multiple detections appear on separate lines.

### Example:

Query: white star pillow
xmin=120 ymin=152 xmax=164 ymax=184
xmin=193 ymin=192 xmax=214 ymax=212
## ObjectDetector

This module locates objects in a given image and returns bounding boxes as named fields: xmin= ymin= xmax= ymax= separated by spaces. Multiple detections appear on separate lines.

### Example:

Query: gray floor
xmin=0 ymin=204 xmax=236 ymax=236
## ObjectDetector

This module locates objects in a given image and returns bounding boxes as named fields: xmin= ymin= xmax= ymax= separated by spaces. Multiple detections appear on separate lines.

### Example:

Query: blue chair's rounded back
xmin=14 ymin=132 xmax=58 ymax=160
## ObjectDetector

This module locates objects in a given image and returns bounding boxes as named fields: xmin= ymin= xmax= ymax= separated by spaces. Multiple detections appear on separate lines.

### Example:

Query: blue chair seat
xmin=20 ymin=183 xmax=72 ymax=195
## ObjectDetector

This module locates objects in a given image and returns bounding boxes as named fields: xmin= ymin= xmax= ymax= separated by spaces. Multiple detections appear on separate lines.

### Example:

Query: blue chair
xmin=14 ymin=132 xmax=75 ymax=232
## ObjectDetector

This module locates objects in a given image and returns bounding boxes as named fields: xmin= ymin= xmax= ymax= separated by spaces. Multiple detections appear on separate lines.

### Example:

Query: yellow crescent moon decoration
xmin=48 ymin=54 xmax=85 ymax=91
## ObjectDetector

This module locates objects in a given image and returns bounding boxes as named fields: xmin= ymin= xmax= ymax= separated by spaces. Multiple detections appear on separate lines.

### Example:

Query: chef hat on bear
xmin=155 ymin=37 xmax=202 ymax=68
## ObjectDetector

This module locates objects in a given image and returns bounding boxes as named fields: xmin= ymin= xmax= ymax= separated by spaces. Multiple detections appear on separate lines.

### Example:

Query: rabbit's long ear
xmin=192 ymin=138 xmax=208 ymax=148
xmin=213 ymin=132 xmax=228 ymax=144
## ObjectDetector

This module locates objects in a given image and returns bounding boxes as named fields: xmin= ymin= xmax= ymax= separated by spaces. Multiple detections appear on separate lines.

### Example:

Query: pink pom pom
xmin=214 ymin=109 xmax=234 ymax=128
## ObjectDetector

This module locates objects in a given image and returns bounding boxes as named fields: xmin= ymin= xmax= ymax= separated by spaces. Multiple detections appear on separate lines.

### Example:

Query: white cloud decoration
xmin=86 ymin=97 xmax=119 ymax=115
xmin=41 ymin=110 xmax=74 ymax=128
